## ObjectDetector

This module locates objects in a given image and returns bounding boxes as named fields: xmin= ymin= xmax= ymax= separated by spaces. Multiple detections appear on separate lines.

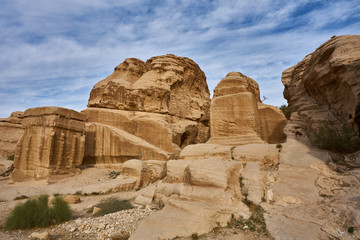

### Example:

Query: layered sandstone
xmin=0 ymin=111 xmax=24 ymax=159
xmin=83 ymin=55 xmax=210 ymax=164
xmin=12 ymin=107 xmax=86 ymax=181
xmin=282 ymin=35 xmax=360 ymax=137
xmin=208 ymin=72 xmax=286 ymax=145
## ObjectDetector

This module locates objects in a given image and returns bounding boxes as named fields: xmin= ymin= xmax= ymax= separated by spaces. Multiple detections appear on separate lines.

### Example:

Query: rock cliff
xmin=208 ymin=72 xmax=287 ymax=145
xmin=282 ymin=35 xmax=360 ymax=138
xmin=82 ymin=54 xmax=211 ymax=164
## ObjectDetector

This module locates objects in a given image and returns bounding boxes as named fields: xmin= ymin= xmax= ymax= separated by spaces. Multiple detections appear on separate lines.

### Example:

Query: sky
xmin=0 ymin=0 xmax=359 ymax=118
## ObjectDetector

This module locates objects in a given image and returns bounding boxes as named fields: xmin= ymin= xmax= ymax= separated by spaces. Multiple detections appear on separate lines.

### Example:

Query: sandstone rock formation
xmin=282 ymin=35 xmax=360 ymax=138
xmin=208 ymin=72 xmax=287 ymax=145
xmin=0 ymin=111 xmax=24 ymax=159
xmin=82 ymin=55 xmax=211 ymax=164
xmin=12 ymin=107 xmax=86 ymax=181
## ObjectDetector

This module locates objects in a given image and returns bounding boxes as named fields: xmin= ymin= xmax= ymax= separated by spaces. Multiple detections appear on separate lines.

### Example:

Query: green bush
xmin=312 ymin=121 xmax=360 ymax=153
xmin=279 ymin=105 xmax=292 ymax=120
xmin=4 ymin=195 xmax=72 ymax=230
xmin=7 ymin=154 xmax=14 ymax=161
xmin=89 ymin=197 xmax=133 ymax=217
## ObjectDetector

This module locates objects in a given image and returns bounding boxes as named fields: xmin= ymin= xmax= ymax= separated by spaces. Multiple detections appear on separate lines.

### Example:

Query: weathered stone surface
xmin=84 ymin=122 xmax=171 ymax=164
xmin=263 ymin=135 xmax=360 ymax=240
xmin=132 ymin=152 xmax=252 ymax=239
xmin=0 ymin=111 xmax=24 ymax=160
xmin=258 ymin=103 xmax=287 ymax=143
xmin=12 ymin=107 xmax=86 ymax=181
xmin=29 ymin=232 xmax=50 ymax=240
xmin=179 ymin=143 xmax=233 ymax=160
xmin=88 ymin=55 xmax=210 ymax=121
xmin=282 ymin=35 xmax=360 ymax=138
xmin=130 ymin=198 xmax=248 ymax=240
xmin=83 ymin=54 xmax=211 ymax=163
xmin=122 ymin=159 xmax=166 ymax=189
xmin=208 ymin=72 xmax=286 ymax=145
xmin=63 ymin=195 xmax=81 ymax=204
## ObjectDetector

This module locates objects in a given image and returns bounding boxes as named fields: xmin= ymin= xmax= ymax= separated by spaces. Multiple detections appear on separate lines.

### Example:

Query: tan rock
xmin=88 ymin=55 xmax=210 ymax=121
xmin=29 ymin=232 xmax=50 ymax=240
xmin=92 ymin=206 xmax=101 ymax=215
xmin=11 ymin=107 xmax=86 ymax=181
xmin=232 ymin=144 xmax=279 ymax=162
xmin=144 ymin=160 xmax=167 ymax=182
xmin=63 ymin=195 xmax=81 ymax=204
xmin=179 ymin=143 xmax=232 ymax=160
xmin=130 ymin=197 xmax=249 ymax=240
xmin=82 ymin=54 xmax=211 ymax=163
xmin=282 ymin=35 xmax=360 ymax=138
xmin=165 ymin=160 xmax=190 ymax=183
xmin=0 ymin=111 xmax=24 ymax=160
xmin=258 ymin=103 xmax=287 ymax=143
xmin=208 ymin=72 xmax=286 ymax=145
xmin=122 ymin=159 xmax=151 ymax=189
xmin=84 ymin=122 xmax=171 ymax=164
xmin=187 ymin=158 xmax=242 ymax=189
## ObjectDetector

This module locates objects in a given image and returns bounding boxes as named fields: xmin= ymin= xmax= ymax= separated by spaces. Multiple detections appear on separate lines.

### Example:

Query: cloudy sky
xmin=0 ymin=0 xmax=359 ymax=118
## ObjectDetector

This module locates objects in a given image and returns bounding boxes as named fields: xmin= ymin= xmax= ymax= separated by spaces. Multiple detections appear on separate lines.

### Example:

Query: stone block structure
xmin=12 ymin=107 xmax=86 ymax=181
xmin=208 ymin=72 xmax=287 ymax=145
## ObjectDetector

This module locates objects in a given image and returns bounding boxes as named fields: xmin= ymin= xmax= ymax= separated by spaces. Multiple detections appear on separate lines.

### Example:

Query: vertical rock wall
xmin=208 ymin=72 xmax=286 ymax=145
xmin=12 ymin=107 xmax=86 ymax=181
xmin=282 ymin=35 xmax=360 ymax=138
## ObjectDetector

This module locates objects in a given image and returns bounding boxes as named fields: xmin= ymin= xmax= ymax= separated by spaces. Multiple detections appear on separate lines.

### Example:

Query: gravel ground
xmin=0 ymin=207 xmax=154 ymax=240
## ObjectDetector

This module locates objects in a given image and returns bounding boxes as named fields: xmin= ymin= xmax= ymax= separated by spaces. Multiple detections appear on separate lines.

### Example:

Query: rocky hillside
xmin=282 ymin=35 xmax=360 ymax=138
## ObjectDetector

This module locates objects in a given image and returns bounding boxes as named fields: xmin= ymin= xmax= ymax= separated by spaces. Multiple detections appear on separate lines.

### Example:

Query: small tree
xmin=279 ymin=104 xmax=292 ymax=120
xmin=312 ymin=121 xmax=360 ymax=153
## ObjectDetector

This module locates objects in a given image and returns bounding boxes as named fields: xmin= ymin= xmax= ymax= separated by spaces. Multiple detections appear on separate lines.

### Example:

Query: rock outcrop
xmin=82 ymin=55 xmax=211 ymax=164
xmin=282 ymin=35 xmax=360 ymax=138
xmin=0 ymin=111 xmax=24 ymax=159
xmin=208 ymin=72 xmax=287 ymax=145
xmin=12 ymin=107 xmax=86 ymax=181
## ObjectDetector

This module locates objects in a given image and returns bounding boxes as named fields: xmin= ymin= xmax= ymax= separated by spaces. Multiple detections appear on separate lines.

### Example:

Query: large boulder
xmin=82 ymin=55 xmax=211 ymax=164
xmin=12 ymin=107 xmax=86 ymax=181
xmin=208 ymin=72 xmax=286 ymax=145
xmin=0 ymin=111 xmax=24 ymax=159
xmin=282 ymin=35 xmax=360 ymax=138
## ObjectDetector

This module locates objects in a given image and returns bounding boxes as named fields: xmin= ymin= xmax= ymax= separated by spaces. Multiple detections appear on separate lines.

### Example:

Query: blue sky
xmin=0 ymin=0 xmax=359 ymax=118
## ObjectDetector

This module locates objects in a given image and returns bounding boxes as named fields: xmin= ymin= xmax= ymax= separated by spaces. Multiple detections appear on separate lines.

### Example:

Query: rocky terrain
xmin=0 ymin=35 xmax=360 ymax=240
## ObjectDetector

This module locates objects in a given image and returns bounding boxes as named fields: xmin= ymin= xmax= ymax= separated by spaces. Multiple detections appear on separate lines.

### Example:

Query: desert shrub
xmin=191 ymin=233 xmax=199 ymax=240
xmin=4 ymin=195 xmax=72 ymax=230
xmin=229 ymin=201 xmax=269 ymax=236
xmin=312 ymin=121 xmax=360 ymax=153
xmin=279 ymin=104 xmax=292 ymax=120
xmin=108 ymin=171 xmax=121 ymax=179
xmin=7 ymin=154 xmax=14 ymax=161
xmin=89 ymin=197 xmax=133 ymax=217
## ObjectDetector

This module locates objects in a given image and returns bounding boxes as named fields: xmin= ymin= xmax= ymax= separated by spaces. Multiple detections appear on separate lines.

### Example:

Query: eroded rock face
xmin=282 ymin=35 xmax=360 ymax=137
xmin=12 ymin=107 xmax=86 ymax=181
xmin=0 ymin=111 xmax=24 ymax=159
xmin=83 ymin=55 xmax=211 ymax=163
xmin=208 ymin=72 xmax=286 ymax=145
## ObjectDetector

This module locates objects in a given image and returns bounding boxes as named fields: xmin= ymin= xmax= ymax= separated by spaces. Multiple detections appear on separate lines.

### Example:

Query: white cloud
xmin=0 ymin=0 xmax=359 ymax=117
